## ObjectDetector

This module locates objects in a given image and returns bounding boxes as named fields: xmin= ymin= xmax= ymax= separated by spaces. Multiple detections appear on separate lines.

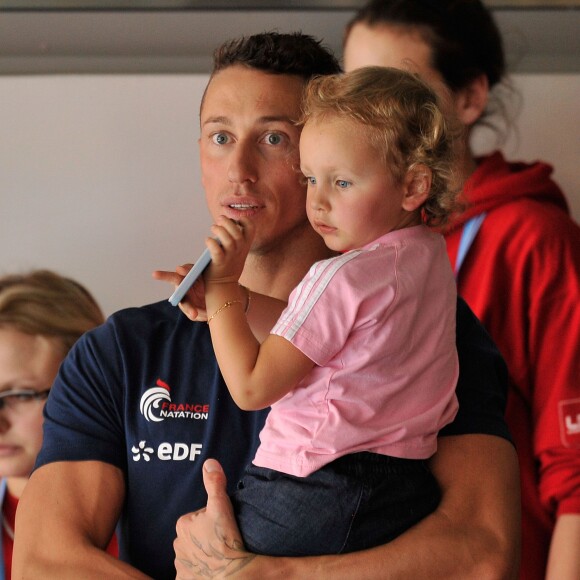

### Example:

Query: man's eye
xmin=264 ymin=133 xmax=283 ymax=145
xmin=212 ymin=133 xmax=229 ymax=145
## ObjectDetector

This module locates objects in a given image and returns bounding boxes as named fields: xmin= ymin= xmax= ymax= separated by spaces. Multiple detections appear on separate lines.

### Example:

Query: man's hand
xmin=174 ymin=459 xmax=255 ymax=579
xmin=152 ymin=264 xmax=208 ymax=321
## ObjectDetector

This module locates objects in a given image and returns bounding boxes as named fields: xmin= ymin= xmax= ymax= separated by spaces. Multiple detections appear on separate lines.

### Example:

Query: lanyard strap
xmin=454 ymin=213 xmax=486 ymax=278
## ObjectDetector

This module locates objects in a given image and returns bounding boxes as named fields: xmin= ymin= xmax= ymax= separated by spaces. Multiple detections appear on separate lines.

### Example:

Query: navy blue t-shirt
xmin=37 ymin=300 xmax=268 ymax=579
xmin=35 ymin=297 xmax=509 ymax=579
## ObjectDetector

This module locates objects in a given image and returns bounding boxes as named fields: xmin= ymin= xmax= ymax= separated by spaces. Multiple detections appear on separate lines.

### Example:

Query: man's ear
xmin=402 ymin=165 xmax=432 ymax=212
xmin=453 ymin=73 xmax=489 ymax=127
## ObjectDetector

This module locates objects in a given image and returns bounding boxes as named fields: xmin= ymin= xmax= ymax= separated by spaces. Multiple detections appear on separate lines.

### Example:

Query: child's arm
xmin=205 ymin=217 xmax=315 ymax=411
xmin=209 ymin=298 xmax=315 ymax=411
xmin=153 ymin=216 xmax=288 ymax=342
xmin=243 ymin=290 xmax=287 ymax=344
xmin=153 ymin=262 xmax=285 ymax=343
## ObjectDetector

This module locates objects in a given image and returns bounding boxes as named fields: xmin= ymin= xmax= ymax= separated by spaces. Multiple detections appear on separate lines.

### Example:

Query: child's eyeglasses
xmin=0 ymin=389 xmax=50 ymax=412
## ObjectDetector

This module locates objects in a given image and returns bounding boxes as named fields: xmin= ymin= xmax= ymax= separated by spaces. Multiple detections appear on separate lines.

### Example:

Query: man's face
xmin=200 ymin=65 xmax=309 ymax=255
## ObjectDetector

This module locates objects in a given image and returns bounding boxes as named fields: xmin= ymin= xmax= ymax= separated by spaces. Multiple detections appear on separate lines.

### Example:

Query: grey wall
xmin=1 ymin=72 xmax=579 ymax=316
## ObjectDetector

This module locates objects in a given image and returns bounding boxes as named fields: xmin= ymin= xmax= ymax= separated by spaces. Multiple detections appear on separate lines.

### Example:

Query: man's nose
xmin=227 ymin=141 xmax=258 ymax=184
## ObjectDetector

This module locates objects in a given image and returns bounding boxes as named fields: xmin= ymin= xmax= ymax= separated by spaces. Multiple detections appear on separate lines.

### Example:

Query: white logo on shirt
xmin=140 ymin=385 xmax=171 ymax=422
xmin=131 ymin=440 xmax=203 ymax=462
xmin=131 ymin=440 xmax=154 ymax=461
xmin=139 ymin=379 xmax=210 ymax=422
xmin=566 ymin=414 xmax=580 ymax=434
xmin=559 ymin=398 xmax=580 ymax=448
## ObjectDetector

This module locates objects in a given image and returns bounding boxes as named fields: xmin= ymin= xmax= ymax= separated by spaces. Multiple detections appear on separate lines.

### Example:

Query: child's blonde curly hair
xmin=301 ymin=66 xmax=463 ymax=227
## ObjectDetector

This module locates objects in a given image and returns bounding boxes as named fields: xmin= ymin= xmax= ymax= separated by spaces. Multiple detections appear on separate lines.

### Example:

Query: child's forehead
xmin=303 ymin=114 xmax=366 ymax=134
xmin=299 ymin=118 xmax=391 ymax=171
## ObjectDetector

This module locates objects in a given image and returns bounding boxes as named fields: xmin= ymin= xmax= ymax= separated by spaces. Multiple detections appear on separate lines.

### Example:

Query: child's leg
xmin=231 ymin=454 xmax=440 ymax=557
xmin=231 ymin=462 xmax=363 ymax=556
xmin=336 ymin=452 xmax=440 ymax=553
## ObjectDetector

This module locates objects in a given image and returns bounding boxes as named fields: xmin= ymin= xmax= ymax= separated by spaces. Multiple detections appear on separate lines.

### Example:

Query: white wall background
xmin=1 ymin=73 xmax=579 ymax=316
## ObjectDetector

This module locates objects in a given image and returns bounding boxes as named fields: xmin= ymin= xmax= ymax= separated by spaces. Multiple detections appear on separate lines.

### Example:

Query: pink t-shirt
xmin=254 ymin=225 xmax=459 ymax=477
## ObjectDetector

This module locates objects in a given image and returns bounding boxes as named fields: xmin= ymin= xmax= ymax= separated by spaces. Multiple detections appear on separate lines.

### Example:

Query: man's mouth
xmin=228 ymin=203 xmax=259 ymax=210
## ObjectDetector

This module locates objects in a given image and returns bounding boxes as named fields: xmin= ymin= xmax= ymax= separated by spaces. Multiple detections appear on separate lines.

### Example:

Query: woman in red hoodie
xmin=344 ymin=1 xmax=580 ymax=579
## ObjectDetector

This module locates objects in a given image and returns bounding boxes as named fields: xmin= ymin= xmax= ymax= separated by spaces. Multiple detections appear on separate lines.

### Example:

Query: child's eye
xmin=336 ymin=180 xmax=351 ymax=189
xmin=307 ymin=176 xmax=317 ymax=185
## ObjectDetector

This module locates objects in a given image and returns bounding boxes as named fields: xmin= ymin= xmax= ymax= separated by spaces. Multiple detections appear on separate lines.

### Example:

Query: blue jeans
xmin=232 ymin=452 xmax=440 ymax=556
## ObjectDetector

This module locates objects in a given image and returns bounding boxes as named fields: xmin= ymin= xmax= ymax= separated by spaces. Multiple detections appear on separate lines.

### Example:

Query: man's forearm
xmin=14 ymin=462 xmax=149 ymax=580
xmin=546 ymin=514 xmax=580 ymax=579
xmin=175 ymin=437 xmax=521 ymax=580
xmin=233 ymin=505 xmax=514 ymax=580
xmin=14 ymin=547 xmax=149 ymax=580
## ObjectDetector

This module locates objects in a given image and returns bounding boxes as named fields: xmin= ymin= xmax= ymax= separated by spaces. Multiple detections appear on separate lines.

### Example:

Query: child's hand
xmin=152 ymin=264 xmax=208 ymax=321
xmin=204 ymin=217 xmax=255 ymax=286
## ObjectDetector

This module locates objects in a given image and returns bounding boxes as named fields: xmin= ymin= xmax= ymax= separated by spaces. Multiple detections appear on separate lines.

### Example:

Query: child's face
xmin=300 ymin=116 xmax=412 ymax=252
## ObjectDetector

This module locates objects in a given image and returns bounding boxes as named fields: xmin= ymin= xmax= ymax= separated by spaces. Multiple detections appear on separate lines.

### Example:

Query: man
xmin=14 ymin=33 xmax=520 ymax=579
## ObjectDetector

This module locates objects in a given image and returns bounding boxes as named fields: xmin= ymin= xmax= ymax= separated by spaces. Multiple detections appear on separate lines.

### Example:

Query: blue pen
xmin=168 ymin=247 xmax=212 ymax=307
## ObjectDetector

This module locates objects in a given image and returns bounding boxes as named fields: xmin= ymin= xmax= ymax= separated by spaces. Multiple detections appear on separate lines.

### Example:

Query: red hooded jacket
xmin=446 ymin=151 xmax=580 ymax=579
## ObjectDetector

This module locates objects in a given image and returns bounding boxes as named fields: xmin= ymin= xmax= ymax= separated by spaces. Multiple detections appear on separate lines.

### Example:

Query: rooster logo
xmin=140 ymin=378 xmax=171 ymax=422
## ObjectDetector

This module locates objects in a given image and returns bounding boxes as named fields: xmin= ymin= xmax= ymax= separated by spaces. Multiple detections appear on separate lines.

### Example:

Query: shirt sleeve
xmin=35 ymin=321 xmax=127 ymax=472
xmin=527 ymin=215 xmax=580 ymax=517
xmin=440 ymin=297 xmax=511 ymax=441
xmin=272 ymin=252 xmax=381 ymax=366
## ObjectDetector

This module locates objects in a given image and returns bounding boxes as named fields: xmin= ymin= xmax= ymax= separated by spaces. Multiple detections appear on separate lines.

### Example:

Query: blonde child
xmin=195 ymin=66 xmax=461 ymax=555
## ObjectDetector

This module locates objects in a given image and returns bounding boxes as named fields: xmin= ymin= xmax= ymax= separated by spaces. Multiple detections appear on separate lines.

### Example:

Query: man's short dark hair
xmin=212 ymin=32 xmax=341 ymax=81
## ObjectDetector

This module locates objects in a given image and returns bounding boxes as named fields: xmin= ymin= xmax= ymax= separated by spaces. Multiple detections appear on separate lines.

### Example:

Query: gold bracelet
xmin=207 ymin=300 xmax=242 ymax=323
xmin=239 ymin=284 xmax=252 ymax=314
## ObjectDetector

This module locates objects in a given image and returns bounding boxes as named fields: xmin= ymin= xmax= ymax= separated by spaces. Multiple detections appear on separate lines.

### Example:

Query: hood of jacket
xmin=448 ymin=151 xmax=569 ymax=232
